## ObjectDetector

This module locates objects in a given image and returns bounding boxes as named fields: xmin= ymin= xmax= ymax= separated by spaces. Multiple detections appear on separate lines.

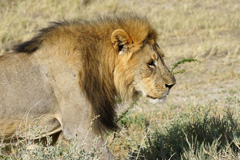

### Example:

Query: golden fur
xmin=0 ymin=14 xmax=175 ymax=159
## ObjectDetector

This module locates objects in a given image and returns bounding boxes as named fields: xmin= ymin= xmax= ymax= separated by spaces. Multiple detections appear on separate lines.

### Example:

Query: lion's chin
xmin=146 ymin=95 xmax=167 ymax=104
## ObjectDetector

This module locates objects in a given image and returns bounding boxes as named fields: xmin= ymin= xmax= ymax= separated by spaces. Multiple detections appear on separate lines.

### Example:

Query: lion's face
xmin=112 ymin=29 xmax=176 ymax=103
xmin=132 ymin=43 xmax=176 ymax=103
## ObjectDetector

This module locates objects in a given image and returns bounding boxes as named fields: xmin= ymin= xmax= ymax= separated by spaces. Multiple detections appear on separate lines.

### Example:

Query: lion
xmin=0 ymin=14 xmax=175 ymax=159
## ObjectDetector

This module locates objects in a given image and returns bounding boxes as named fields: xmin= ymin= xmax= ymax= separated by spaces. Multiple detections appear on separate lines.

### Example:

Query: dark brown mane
xmin=13 ymin=14 xmax=157 ymax=133
xmin=13 ymin=22 xmax=67 ymax=53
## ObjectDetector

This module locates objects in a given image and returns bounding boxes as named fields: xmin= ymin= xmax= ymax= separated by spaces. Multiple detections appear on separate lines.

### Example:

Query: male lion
xmin=0 ymin=15 xmax=175 ymax=159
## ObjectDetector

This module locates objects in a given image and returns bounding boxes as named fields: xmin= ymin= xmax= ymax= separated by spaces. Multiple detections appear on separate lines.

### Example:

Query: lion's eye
xmin=147 ymin=59 xmax=155 ymax=67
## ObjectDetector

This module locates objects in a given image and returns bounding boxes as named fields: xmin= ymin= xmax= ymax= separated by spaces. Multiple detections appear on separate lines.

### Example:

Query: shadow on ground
xmin=130 ymin=108 xmax=240 ymax=160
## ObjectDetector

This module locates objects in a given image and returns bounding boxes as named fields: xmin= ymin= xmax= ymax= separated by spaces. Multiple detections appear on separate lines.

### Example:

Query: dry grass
xmin=0 ymin=0 xmax=240 ymax=159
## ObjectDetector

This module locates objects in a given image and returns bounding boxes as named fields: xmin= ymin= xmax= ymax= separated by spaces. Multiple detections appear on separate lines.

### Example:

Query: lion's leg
xmin=56 ymin=128 xmax=114 ymax=159
xmin=58 ymin=99 xmax=114 ymax=159
xmin=60 ymin=119 xmax=114 ymax=159
xmin=51 ymin=72 xmax=114 ymax=159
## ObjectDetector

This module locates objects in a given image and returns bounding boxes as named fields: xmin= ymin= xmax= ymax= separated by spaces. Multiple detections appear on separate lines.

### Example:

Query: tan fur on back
xmin=0 ymin=14 xmax=175 ymax=159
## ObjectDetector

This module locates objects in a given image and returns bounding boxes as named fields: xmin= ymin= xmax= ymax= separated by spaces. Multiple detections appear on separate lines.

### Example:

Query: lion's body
xmin=0 ymin=53 xmax=59 ymax=139
xmin=0 ymin=15 xmax=175 ymax=159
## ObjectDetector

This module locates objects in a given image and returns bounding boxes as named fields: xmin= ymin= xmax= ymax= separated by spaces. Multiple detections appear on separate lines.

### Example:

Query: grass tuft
xmin=130 ymin=107 xmax=240 ymax=160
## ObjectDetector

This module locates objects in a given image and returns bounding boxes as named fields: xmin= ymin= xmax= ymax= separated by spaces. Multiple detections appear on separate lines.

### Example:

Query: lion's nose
xmin=165 ymin=83 xmax=175 ymax=89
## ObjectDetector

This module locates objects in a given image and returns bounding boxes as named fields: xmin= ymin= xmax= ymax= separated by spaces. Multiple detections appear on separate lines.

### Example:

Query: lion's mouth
xmin=146 ymin=94 xmax=167 ymax=104
xmin=146 ymin=90 xmax=169 ymax=100
xmin=147 ymin=95 xmax=165 ymax=100
xmin=147 ymin=95 xmax=158 ymax=99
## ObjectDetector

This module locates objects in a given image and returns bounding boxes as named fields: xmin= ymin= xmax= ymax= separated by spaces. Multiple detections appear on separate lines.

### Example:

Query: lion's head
xmin=111 ymin=29 xmax=176 ymax=104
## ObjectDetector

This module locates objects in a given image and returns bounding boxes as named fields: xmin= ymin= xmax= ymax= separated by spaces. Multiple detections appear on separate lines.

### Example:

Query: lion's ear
xmin=111 ymin=29 xmax=132 ymax=54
